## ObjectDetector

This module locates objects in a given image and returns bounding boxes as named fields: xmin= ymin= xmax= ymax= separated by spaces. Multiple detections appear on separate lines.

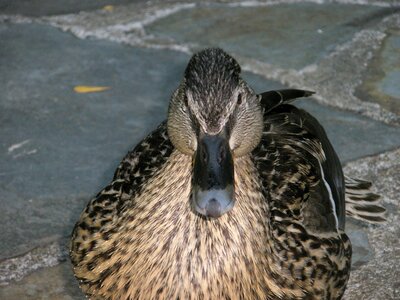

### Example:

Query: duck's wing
xmin=259 ymin=91 xmax=386 ymax=225
xmin=294 ymin=106 xmax=346 ymax=230
xmin=70 ymin=121 xmax=173 ymax=293
xmin=253 ymin=103 xmax=345 ymax=232
xmin=298 ymin=110 xmax=386 ymax=225
xmin=260 ymin=89 xmax=314 ymax=113
xmin=344 ymin=176 xmax=386 ymax=223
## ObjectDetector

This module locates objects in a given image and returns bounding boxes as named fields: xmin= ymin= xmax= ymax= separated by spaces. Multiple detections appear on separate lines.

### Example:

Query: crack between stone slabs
xmin=237 ymin=51 xmax=400 ymax=127
xmin=237 ymin=17 xmax=400 ymax=126
xmin=1 ymin=0 xmax=399 ymax=35
xmin=1 ymin=1 xmax=399 ymax=126
xmin=343 ymin=146 xmax=400 ymax=167
xmin=225 ymin=0 xmax=400 ymax=8
xmin=0 ymin=239 xmax=69 ymax=286
xmin=0 ymin=14 xmax=34 ymax=24
xmin=39 ymin=1 xmax=196 ymax=41
xmin=343 ymin=146 xmax=400 ymax=175
xmin=299 ymin=24 xmax=400 ymax=126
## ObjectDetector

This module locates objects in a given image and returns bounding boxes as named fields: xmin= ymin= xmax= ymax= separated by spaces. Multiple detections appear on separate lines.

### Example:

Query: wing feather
xmin=254 ymin=103 xmax=345 ymax=232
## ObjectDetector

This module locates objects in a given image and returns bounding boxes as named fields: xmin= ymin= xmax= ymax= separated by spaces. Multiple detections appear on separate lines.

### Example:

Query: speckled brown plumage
xmin=70 ymin=48 xmax=383 ymax=300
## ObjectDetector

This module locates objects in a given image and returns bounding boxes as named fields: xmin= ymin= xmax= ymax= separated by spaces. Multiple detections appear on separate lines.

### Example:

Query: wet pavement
xmin=0 ymin=1 xmax=399 ymax=299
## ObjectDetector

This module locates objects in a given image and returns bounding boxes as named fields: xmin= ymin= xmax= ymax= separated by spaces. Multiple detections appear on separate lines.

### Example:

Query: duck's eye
xmin=237 ymin=94 xmax=243 ymax=106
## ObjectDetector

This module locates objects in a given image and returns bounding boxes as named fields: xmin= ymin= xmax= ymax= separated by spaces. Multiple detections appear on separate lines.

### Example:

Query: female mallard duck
xmin=70 ymin=48 xmax=385 ymax=299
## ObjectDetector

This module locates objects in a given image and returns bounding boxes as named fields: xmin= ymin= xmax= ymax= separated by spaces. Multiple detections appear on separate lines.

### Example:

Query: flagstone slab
xmin=147 ymin=2 xmax=392 ymax=70
xmin=356 ymin=29 xmax=400 ymax=115
xmin=0 ymin=23 xmax=189 ymax=260
xmin=0 ymin=262 xmax=84 ymax=300
xmin=0 ymin=0 xmax=138 ymax=17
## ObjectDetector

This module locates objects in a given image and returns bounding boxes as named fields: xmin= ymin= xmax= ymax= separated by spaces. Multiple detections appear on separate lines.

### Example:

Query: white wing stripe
xmin=319 ymin=162 xmax=339 ymax=230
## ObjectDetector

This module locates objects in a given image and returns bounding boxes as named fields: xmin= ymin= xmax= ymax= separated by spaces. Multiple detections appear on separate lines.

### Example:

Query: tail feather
xmin=344 ymin=175 xmax=386 ymax=223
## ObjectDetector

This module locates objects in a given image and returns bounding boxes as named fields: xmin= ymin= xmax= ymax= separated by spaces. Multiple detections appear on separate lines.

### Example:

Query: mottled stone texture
xmin=0 ymin=262 xmax=84 ymax=300
xmin=356 ymin=29 xmax=400 ymax=115
xmin=0 ymin=23 xmax=188 ymax=260
xmin=147 ymin=3 xmax=392 ymax=69
xmin=0 ymin=0 xmax=137 ymax=17
xmin=344 ymin=149 xmax=400 ymax=300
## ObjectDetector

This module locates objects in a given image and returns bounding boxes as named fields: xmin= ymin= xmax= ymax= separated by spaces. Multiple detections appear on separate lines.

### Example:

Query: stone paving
xmin=0 ymin=1 xmax=399 ymax=299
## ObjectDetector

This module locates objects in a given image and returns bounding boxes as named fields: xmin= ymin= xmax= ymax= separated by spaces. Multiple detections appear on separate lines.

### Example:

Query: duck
xmin=70 ymin=48 xmax=386 ymax=300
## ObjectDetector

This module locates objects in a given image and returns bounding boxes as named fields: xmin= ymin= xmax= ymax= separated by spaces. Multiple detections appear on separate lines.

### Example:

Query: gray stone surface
xmin=0 ymin=0 xmax=136 ymax=17
xmin=0 ymin=240 xmax=67 ymax=285
xmin=346 ymin=228 xmax=373 ymax=269
xmin=0 ymin=22 xmax=189 ymax=260
xmin=0 ymin=262 xmax=84 ymax=300
xmin=344 ymin=149 xmax=400 ymax=300
xmin=356 ymin=28 xmax=400 ymax=115
xmin=147 ymin=3 xmax=393 ymax=69
xmin=3 ymin=2 xmax=398 ymax=125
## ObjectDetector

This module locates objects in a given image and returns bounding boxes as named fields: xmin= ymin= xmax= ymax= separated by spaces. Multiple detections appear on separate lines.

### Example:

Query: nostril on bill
xmin=217 ymin=144 xmax=226 ymax=165
xmin=205 ymin=198 xmax=222 ymax=218
xmin=201 ymin=146 xmax=208 ymax=164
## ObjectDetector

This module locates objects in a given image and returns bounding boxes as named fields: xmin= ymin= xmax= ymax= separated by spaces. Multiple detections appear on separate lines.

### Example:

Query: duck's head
xmin=167 ymin=48 xmax=263 ymax=218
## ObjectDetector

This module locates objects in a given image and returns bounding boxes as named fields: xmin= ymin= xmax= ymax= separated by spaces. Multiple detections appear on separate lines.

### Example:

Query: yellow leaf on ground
xmin=103 ymin=5 xmax=114 ymax=12
xmin=74 ymin=86 xmax=111 ymax=94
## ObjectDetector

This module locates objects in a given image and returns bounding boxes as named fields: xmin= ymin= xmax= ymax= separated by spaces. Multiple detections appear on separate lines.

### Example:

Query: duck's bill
xmin=192 ymin=132 xmax=235 ymax=218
